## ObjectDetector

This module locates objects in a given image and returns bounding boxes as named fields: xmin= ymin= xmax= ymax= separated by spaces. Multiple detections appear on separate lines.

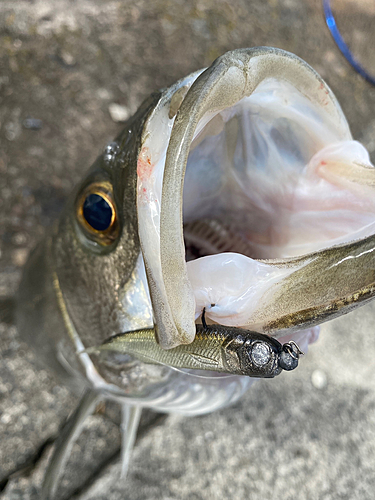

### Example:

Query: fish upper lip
xmin=137 ymin=47 xmax=375 ymax=350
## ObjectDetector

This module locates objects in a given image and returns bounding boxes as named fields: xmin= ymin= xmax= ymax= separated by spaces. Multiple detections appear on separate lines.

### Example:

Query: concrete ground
xmin=1 ymin=0 xmax=375 ymax=498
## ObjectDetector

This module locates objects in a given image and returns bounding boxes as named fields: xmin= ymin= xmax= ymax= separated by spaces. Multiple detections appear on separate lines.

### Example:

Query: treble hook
xmin=284 ymin=340 xmax=304 ymax=360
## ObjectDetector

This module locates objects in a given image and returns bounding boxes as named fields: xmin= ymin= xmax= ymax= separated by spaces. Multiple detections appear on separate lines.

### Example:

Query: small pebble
xmin=108 ymin=103 xmax=130 ymax=122
xmin=97 ymin=88 xmax=112 ymax=100
xmin=11 ymin=248 xmax=29 ymax=267
xmin=23 ymin=118 xmax=43 ymax=130
xmin=311 ymin=369 xmax=327 ymax=389
xmin=12 ymin=232 xmax=28 ymax=245
xmin=61 ymin=51 xmax=76 ymax=66
xmin=1 ymin=413 xmax=11 ymax=424
xmin=5 ymin=122 xmax=21 ymax=141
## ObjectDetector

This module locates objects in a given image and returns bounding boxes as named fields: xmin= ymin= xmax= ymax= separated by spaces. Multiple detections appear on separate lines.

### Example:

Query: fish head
xmin=17 ymin=93 xmax=162 ymax=392
xmin=17 ymin=47 xmax=375 ymax=399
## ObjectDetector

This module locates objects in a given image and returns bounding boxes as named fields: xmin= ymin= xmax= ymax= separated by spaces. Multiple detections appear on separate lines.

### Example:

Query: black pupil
xmin=83 ymin=194 xmax=113 ymax=231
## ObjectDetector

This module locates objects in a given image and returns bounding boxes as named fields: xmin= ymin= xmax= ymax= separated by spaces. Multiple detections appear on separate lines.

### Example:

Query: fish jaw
xmin=137 ymin=47 xmax=375 ymax=349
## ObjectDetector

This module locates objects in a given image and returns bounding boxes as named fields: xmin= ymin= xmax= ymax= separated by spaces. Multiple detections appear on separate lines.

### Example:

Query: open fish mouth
xmin=137 ymin=47 xmax=375 ymax=349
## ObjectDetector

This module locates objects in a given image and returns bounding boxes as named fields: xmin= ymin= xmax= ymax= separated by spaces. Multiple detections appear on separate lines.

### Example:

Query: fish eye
xmin=76 ymin=182 xmax=119 ymax=245
xmin=83 ymin=193 xmax=113 ymax=231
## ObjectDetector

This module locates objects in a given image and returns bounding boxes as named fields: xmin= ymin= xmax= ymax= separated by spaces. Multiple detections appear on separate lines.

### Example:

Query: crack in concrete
xmin=0 ymin=298 xmax=15 ymax=326
xmin=0 ymin=435 xmax=56 ymax=493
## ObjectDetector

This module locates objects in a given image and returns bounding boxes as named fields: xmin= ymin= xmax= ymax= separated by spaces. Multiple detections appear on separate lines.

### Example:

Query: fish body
xmin=92 ymin=325 xmax=302 ymax=377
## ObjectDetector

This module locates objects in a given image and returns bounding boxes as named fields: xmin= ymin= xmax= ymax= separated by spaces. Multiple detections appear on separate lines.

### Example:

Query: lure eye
xmin=250 ymin=341 xmax=271 ymax=367
xmin=76 ymin=182 xmax=119 ymax=245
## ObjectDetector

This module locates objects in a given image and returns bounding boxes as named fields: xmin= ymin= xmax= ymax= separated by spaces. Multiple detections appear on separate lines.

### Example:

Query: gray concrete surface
xmin=1 ymin=0 xmax=375 ymax=498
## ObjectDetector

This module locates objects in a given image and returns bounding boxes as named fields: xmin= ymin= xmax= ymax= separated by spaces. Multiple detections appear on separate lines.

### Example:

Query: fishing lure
xmin=88 ymin=321 xmax=304 ymax=377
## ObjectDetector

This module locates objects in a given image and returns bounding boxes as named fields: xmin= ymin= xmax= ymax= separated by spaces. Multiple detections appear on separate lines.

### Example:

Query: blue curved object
xmin=323 ymin=0 xmax=375 ymax=86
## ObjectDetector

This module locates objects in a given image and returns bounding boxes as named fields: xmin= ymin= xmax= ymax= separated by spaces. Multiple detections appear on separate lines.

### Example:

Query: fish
xmin=15 ymin=47 xmax=375 ymax=498
xmin=87 ymin=321 xmax=304 ymax=377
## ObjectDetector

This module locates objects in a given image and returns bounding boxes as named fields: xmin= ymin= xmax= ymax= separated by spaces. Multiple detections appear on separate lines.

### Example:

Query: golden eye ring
xmin=76 ymin=181 xmax=119 ymax=245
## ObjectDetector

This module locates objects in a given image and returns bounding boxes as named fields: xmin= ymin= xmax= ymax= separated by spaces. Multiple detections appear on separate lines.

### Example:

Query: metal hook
xmin=284 ymin=341 xmax=304 ymax=360
xmin=201 ymin=307 xmax=207 ymax=329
